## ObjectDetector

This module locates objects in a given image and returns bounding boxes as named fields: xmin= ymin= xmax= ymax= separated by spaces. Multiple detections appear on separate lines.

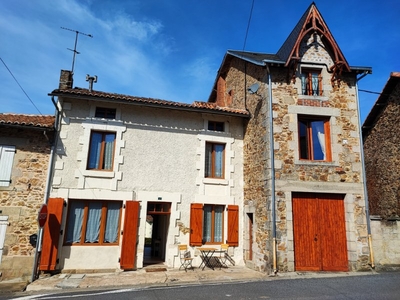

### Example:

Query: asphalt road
xmin=7 ymin=271 xmax=400 ymax=300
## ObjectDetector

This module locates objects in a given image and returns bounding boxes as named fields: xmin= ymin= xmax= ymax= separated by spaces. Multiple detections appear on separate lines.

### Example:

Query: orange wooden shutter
xmin=39 ymin=197 xmax=64 ymax=271
xmin=227 ymin=205 xmax=239 ymax=246
xmin=189 ymin=203 xmax=203 ymax=246
xmin=120 ymin=201 xmax=140 ymax=270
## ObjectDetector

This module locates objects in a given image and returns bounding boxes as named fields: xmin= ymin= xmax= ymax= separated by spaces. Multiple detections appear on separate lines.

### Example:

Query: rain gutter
xmin=265 ymin=65 xmax=277 ymax=273
xmin=355 ymin=72 xmax=375 ymax=268
xmin=31 ymin=96 xmax=62 ymax=282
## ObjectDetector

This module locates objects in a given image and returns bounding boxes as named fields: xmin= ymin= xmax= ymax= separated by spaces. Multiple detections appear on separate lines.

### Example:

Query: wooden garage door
xmin=292 ymin=193 xmax=348 ymax=271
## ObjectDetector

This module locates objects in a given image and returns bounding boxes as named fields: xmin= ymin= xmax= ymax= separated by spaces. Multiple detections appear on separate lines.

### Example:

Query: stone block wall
xmin=371 ymin=220 xmax=400 ymax=269
xmin=0 ymin=127 xmax=53 ymax=281
xmin=363 ymin=82 xmax=400 ymax=220
xmin=215 ymin=37 xmax=369 ymax=272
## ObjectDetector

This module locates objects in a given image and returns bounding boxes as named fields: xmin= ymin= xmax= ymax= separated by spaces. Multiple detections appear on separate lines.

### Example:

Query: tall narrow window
xmin=301 ymin=69 xmax=322 ymax=96
xmin=205 ymin=142 xmax=225 ymax=178
xmin=65 ymin=200 xmax=122 ymax=245
xmin=298 ymin=116 xmax=331 ymax=161
xmin=87 ymin=131 xmax=116 ymax=170
xmin=203 ymin=205 xmax=224 ymax=243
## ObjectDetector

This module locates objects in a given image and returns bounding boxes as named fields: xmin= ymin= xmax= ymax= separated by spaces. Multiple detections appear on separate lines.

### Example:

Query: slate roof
xmin=49 ymin=88 xmax=249 ymax=117
xmin=362 ymin=72 xmax=400 ymax=139
xmin=0 ymin=113 xmax=55 ymax=130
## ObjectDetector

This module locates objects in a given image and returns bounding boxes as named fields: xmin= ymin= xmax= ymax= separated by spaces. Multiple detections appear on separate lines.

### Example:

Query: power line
xmin=0 ymin=57 xmax=42 ymax=115
xmin=242 ymin=0 xmax=255 ymax=52
xmin=359 ymin=89 xmax=381 ymax=95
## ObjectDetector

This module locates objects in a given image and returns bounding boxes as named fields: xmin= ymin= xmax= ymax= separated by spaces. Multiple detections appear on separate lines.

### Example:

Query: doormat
xmin=145 ymin=267 xmax=167 ymax=272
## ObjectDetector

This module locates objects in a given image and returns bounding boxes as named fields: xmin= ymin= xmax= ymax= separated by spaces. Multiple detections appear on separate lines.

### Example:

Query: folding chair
xmin=218 ymin=244 xmax=229 ymax=269
xmin=178 ymin=244 xmax=194 ymax=272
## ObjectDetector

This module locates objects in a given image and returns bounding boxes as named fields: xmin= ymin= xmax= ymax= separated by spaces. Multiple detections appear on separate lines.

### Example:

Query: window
xmin=190 ymin=203 xmax=239 ymax=246
xmin=208 ymin=121 xmax=224 ymax=132
xmin=205 ymin=142 xmax=225 ymax=178
xmin=203 ymin=205 xmax=224 ymax=243
xmin=298 ymin=116 xmax=331 ymax=161
xmin=87 ymin=131 xmax=116 ymax=170
xmin=0 ymin=145 xmax=15 ymax=187
xmin=95 ymin=107 xmax=116 ymax=119
xmin=65 ymin=200 xmax=122 ymax=245
xmin=301 ymin=69 xmax=322 ymax=96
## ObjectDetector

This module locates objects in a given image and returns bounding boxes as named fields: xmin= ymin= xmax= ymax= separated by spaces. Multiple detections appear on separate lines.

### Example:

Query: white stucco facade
xmin=48 ymin=96 xmax=245 ymax=272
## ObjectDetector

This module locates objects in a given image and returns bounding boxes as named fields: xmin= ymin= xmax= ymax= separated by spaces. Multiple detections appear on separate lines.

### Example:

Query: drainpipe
xmin=355 ymin=73 xmax=375 ymax=269
xmin=31 ymin=96 xmax=61 ymax=282
xmin=266 ymin=65 xmax=277 ymax=274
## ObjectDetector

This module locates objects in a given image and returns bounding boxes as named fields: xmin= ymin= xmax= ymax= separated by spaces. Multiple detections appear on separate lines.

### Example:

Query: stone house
xmin=39 ymin=70 xmax=248 ymax=273
xmin=207 ymin=3 xmax=373 ymax=272
xmin=0 ymin=114 xmax=55 ymax=281
xmin=362 ymin=72 xmax=400 ymax=269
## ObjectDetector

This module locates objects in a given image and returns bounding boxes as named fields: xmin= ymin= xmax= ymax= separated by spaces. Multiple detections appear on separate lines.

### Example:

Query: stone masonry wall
xmin=363 ymin=82 xmax=400 ymax=220
xmin=0 ymin=127 xmax=53 ymax=281
xmin=218 ymin=31 xmax=369 ymax=272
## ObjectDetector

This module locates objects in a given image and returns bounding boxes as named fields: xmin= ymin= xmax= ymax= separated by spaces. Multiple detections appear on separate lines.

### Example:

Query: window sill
xmin=203 ymin=178 xmax=229 ymax=185
xmin=295 ymin=160 xmax=337 ymax=166
xmin=82 ymin=170 xmax=115 ymax=178
xmin=298 ymin=95 xmax=328 ymax=101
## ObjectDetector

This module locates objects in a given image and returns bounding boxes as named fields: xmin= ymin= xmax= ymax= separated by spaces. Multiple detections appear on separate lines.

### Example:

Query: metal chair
xmin=218 ymin=244 xmax=229 ymax=269
xmin=218 ymin=244 xmax=236 ymax=268
xmin=178 ymin=244 xmax=194 ymax=271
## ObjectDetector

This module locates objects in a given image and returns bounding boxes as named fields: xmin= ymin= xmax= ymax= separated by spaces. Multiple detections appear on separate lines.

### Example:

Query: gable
xmin=278 ymin=3 xmax=350 ymax=72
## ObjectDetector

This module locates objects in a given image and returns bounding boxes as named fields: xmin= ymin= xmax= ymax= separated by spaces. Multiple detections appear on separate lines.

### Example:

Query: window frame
xmin=298 ymin=115 xmax=331 ymax=161
xmin=202 ymin=204 xmax=225 ymax=244
xmin=208 ymin=121 xmax=225 ymax=132
xmin=205 ymin=142 xmax=225 ymax=179
xmin=87 ymin=130 xmax=116 ymax=171
xmin=95 ymin=107 xmax=116 ymax=119
xmin=64 ymin=200 xmax=122 ymax=246
xmin=300 ymin=69 xmax=322 ymax=96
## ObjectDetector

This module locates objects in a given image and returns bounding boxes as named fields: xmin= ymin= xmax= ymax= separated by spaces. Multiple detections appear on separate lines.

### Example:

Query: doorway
xmin=292 ymin=192 xmax=348 ymax=271
xmin=143 ymin=202 xmax=171 ymax=266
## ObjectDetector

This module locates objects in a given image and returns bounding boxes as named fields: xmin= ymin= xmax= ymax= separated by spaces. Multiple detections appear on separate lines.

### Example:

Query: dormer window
xmin=95 ymin=107 xmax=116 ymax=119
xmin=208 ymin=121 xmax=224 ymax=132
xmin=300 ymin=69 xmax=322 ymax=96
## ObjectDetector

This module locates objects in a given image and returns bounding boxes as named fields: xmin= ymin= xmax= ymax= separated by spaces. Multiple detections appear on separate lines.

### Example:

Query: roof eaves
xmin=49 ymin=90 xmax=249 ymax=118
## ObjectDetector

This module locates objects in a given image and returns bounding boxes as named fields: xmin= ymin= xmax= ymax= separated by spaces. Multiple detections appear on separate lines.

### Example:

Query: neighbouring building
xmin=362 ymin=72 xmax=400 ymax=270
xmin=0 ymin=114 xmax=55 ymax=281
xmin=38 ymin=70 xmax=248 ymax=273
xmin=207 ymin=3 xmax=373 ymax=272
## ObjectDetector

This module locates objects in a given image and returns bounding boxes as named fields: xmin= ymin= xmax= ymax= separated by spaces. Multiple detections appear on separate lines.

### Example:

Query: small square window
xmin=300 ymin=69 xmax=322 ymax=96
xmin=208 ymin=121 xmax=224 ymax=132
xmin=95 ymin=107 xmax=116 ymax=119
xmin=87 ymin=131 xmax=116 ymax=170
xmin=298 ymin=115 xmax=331 ymax=161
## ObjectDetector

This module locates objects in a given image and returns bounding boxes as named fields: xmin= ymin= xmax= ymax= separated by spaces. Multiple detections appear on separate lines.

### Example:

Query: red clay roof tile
xmin=50 ymin=88 xmax=249 ymax=117
xmin=0 ymin=113 xmax=55 ymax=129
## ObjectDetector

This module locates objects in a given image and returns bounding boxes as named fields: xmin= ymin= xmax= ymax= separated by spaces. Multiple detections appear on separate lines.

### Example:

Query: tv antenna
xmin=61 ymin=27 xmax=93 ymax=74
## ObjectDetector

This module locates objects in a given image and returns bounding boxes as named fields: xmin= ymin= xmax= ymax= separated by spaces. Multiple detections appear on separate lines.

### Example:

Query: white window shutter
xmin=0 ymin=145 xmax=16 ymax=187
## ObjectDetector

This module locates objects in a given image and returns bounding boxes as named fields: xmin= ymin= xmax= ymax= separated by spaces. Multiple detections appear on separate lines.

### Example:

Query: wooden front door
xmin=292 ymin=193 xmax=348 ymax=271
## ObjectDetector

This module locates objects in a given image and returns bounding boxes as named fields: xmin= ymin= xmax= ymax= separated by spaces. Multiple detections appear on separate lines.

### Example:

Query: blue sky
xmin=1 ymin=1 xmax=399 ymax=122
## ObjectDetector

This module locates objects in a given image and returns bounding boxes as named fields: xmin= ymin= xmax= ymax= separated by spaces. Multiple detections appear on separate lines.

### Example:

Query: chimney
xmin=59 ymin=70 xmax=73 ymax=90
xmin=86 ymin=74 xmax=97 ymax=92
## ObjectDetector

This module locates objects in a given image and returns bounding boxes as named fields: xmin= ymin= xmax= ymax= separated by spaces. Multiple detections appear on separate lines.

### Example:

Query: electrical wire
xmin=242 ymin=0 xmax=255 ymax=52
xmin=0 ymin=57 xmax=42 ymax=115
